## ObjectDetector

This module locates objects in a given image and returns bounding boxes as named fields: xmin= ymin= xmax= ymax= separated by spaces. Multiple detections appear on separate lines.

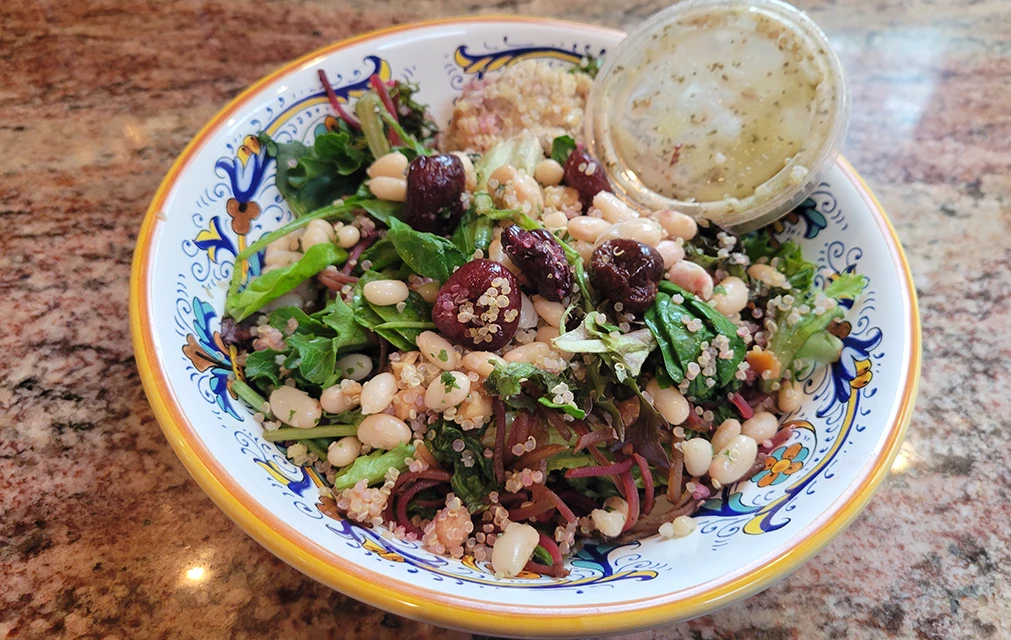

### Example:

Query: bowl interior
xmin=131 ymin=17 xmax=918 ymax=637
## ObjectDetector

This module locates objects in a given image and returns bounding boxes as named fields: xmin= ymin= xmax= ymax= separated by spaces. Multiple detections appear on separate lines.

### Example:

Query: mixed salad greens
xmin=220 ymin=63 xmax=865 ymax=578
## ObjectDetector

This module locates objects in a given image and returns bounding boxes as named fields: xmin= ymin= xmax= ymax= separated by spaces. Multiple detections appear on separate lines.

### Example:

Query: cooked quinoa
xmin=440 ymin=60 xmax=593 ymax=153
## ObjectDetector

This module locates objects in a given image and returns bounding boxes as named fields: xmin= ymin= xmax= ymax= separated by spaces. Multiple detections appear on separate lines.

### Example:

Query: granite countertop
xmin=2 ymin=0 xmax=1009 ymax=638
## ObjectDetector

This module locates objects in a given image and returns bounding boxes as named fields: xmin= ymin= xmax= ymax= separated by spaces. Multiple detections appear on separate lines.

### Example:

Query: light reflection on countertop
xmin=2 ymin=0 xmax=1010 ymax=639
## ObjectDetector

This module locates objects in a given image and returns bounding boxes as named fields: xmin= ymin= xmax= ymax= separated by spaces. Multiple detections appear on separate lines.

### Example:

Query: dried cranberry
xmin=500 ymin=226 xmax=573 ymax=302
xmin=562 ymin=149 xmax=611 ymax=211
xmin=403 ymin=154 xmax=466 ymax=234
xmin=432 ymin=259 xmax=521 ymax=350
xmin=589 ymin=239 xmax=664 ymax=315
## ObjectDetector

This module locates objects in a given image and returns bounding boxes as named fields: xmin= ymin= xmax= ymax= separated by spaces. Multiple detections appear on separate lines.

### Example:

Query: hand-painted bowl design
xmin=130 ymin=18 xmax=920 ymax=637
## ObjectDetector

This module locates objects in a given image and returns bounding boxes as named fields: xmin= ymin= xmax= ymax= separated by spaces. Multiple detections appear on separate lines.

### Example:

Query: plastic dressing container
xmin=585 ymin=0 xmax=850 ymax=232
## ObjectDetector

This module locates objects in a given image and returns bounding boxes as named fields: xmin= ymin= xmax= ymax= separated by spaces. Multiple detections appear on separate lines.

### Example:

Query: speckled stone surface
xmin=1 ymin=0 xmax=1009 ymax=638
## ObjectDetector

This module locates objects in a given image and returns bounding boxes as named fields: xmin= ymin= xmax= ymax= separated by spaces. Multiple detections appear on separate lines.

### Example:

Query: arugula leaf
xmin=550 ymin=135 xmax=577 ymax=165
xmin=225 ymin=243 xmax=346 ymax=322
xmin=451 ymin=208 xmax=496 ymax=258
xmin=315 ymin=294 xmax=372 ymax=352
xmin=259 ymin=128 xmax=369 ymax=216
xmin=426 ymin=422 xmax=497 ymax=512
xmin=284 ymin=333 xmax=337 ymax=386
xmin=244 ymin=349 xmax=283 ymax=388
xmin=386 ymin=217 xmax=468 ymax=282
xmin=332 ymin=443 xmax=415 ymax=490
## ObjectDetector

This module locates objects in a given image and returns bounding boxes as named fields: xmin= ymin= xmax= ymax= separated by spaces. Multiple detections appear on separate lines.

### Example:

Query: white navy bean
xmin=416 ymin=331 xmax=460 ymax=370
xmin=335 ymin=354 xmax=373 ymax=381
xmin=424 ymin=371 xmax=471 ymax=411
xmin=360 ymin=372 xmax=397 ymax=415
xmin=491 ymin=522 xmax=540 ymax=577
xmin=327 ymin=436 xmax=362 ymax=467
xmin=363 ymin=279 xmax=409 ymax=306
xmin=357 ymin=414 xmax=412 ymax=450
xmin=269 ymin=386 xmax=321 ymax=429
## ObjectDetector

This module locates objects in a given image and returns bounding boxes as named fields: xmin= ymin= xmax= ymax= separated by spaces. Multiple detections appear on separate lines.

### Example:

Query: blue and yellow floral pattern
xmin=171 ymin=48 xmax=886 ymax=589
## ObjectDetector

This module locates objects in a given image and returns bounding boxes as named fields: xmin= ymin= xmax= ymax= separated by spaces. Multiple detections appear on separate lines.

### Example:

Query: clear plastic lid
xmin=585 ymin=0 xmax=849 ymax=232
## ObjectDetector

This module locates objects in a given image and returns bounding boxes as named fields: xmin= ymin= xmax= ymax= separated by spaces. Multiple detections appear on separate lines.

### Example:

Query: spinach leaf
xmin=269 ymin=307 xmax=329 ymax=335
xmin=225 ymin=243 xmax=346 ymax=322
xmin=644 ymin=291 xmax=714 ymax=385
xmin=259 ymin=128 xmax=369 ymax=216
xmin=644 ymin=298 xmax=682 ymax=383
xmin=550 ymin=135 xmax=577 ymax=165
xmin=386 ymin=217 xmax=468 ymax=283
xmin=358 ymin=237 xmax=403 ymax=272
xmin=356 ymin=195 xmax=404 ymax=227
xmin=660 ymin=281 xmax=747 ymax=388
xmin=244 ymin=349 xmax=283 ymax=389
xmin=426 ymin=422 xmax=497 ymax=512
xmin=332 ymin=443 xmax=415 ymax=490
xmin=284 ymin=333 xmax=337 ymax=386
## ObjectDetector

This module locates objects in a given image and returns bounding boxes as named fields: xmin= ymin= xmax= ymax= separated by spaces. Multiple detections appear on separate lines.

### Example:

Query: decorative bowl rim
xmin=129 ymin=15 xmax=922 ymax=637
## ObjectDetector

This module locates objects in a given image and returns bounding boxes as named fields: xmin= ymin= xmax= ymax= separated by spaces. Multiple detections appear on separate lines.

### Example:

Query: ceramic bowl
xmin=130 ymin=17 xmax=921 ymax=638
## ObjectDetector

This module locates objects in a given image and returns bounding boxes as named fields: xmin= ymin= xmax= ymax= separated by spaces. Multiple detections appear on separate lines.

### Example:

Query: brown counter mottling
xmin=1 ymin=0 xmax=1009 ymax=638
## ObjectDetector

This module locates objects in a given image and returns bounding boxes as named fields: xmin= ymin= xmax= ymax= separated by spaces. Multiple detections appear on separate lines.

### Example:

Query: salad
xmin=221 ymin=60 xmax=865 ymax=579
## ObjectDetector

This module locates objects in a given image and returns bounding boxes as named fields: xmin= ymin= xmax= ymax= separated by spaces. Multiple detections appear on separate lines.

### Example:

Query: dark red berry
xmin=589 ymin=239 xmax=665 ymax=315
xmin=563 ymin=149 xmax=611 ymax=211
xmin=403 ymin=154 xmax=466 ymax=234
xmin=500 ymin=226 xmax=573 ymax=302
xmin=432 ymin=259 xmax=521 ymax=350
